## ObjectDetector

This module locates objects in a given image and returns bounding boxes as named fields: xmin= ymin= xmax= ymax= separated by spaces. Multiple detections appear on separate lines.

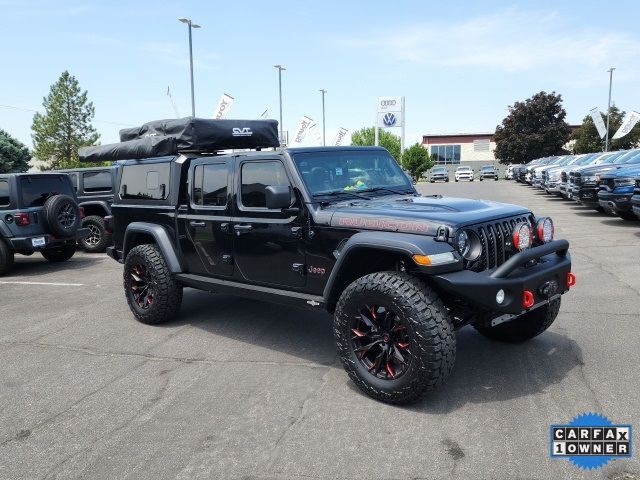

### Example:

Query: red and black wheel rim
xmin=129 ymin=263 xmax=154 ymax=309
xmin=350 ymin=304 xmax=412 ymax=380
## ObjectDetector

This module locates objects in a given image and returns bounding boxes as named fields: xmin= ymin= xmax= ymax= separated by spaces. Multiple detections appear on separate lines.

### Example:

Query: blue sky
xmin=2 ymin=0 xmax=640 ymax=149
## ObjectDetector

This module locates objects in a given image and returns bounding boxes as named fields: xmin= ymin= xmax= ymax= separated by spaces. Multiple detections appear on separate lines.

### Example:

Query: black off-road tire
xmin=44 ymin=194 xmax=80 ymax=238
xmin=474 ymin=298 xmax=561 ymax=343
xmin=334 ymin=272 xmax=456 ymax=404
xmin=0 ymin=240 xmax=15 ymax=276
xmin=79 ymin=216 xmax=111 ymax=253
xmin=124 ymin=244 xmax=183 ymax=325
xmin=41 ymin=243 xmax=76 ymax=262
xmin=618 ymin=211 xmax=638 ymax=221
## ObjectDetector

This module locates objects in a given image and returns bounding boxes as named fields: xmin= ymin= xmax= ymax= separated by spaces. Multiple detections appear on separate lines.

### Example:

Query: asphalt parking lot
xmin=1 ymin=180 xmax=639 ymax=480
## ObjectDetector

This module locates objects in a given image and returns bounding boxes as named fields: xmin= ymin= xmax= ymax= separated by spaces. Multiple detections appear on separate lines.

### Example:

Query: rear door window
xmin=120 ymin=163 xmax=170 ymax=200
xmin=19 ymin=175 xmax=75 ymax=207
xmin=83 ymin=171 xmax=112 ymax=193
xmin=193 ymin=163 xmax=228 ymax=207
xmin=0 ymin=180 xmax=9 ymax=206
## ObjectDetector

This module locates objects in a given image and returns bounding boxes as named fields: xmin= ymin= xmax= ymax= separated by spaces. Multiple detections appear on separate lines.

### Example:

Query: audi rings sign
xmin=376 ymin=97 xmax=403 ymax=128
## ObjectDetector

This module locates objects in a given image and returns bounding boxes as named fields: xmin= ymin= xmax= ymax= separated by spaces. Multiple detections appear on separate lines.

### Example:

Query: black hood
xmin=325 ymin=195 xmax=530 ymax=236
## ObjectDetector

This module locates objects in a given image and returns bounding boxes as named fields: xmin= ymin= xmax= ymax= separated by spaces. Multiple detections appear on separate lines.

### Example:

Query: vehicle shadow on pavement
xmin=6 ymin=255 xmax=103 ymax=277
xmin=175 ymin=289 xmax=582 ymax=410
xmin=176 ymin=289 xmax=337 ymax=366
xmin=408 ymin=327 xmax=583 ymax=413
xmin=600 ymin=219 xmax=640 ymax=228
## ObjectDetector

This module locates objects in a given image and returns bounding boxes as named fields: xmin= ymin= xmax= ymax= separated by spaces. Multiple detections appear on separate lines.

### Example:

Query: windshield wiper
xmin=314 ymin=190 xmax=371 ymax=204
xmin=357 ymin=187 xmax=415 ymax=195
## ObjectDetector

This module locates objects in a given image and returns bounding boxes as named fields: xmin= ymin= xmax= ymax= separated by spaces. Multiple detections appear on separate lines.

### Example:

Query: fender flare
xmin=322 ymin=231 xmax=461 ymax=304
xmin=123 ymin=222 xmax=183 ymax=273
xmin=78 ymin=200 xmax=112 ymax=216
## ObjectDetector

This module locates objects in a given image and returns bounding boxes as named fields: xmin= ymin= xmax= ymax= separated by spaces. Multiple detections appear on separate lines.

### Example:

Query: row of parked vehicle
xmin=428 ymin=164 xmax=500 ymax=182
xmin=509 ymin=149 xmax=640 ymax=221
xmin=0 ymin=166 xmax=115 ymax=275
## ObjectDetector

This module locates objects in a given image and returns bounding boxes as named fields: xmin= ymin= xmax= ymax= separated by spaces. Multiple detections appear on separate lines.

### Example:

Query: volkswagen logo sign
xmin=382 ymin=113 xmax=397 ymax=127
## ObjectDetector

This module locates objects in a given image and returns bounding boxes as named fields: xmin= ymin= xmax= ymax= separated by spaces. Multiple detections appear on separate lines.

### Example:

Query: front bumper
xmin=431 ymin=240 xmax=572 ymax=315
xmin=8 ymin=228 xmax=90 ymax=254
xmin=546 ymin=181 xmax=561 ymax=193
xmin=598 ymin=191 xmax=633 ymax=214
xmin=575 ymin=186 xmax=599 ymax=206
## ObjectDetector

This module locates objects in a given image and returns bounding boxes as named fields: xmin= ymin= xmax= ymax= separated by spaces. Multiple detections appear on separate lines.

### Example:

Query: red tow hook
xmin=566 ymin=272 xmax=576 ymax=288
xmin=522 ymin=290 xmax=535 ymax=309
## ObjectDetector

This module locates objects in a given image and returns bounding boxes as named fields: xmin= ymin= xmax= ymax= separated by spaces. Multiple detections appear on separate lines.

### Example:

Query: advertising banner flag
xmin=213 ymin=93 xmax=234 ymax=119
xmin=166 ymin=86 xmax=180 ymax=118
xmin=260 ymin=109 xmax=269 ymax=119
xmin=291 ymin=116 xmax=314 ymax=144
xmin=308 ymin=123 xmax=323 ymax=146
xmin=333 ymin=127 xmax=349 ymax=146
xmin=589 ymin=107 xmax=607 ymax=139
xmin=612 ymin=111 xmax=640 ymax=140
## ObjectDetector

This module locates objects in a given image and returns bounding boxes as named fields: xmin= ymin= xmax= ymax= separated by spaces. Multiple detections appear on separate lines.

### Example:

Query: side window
xmin=240 ymin=161 xmax=289 ymax=209
xmin=120 ymin=163 xmax=170 ymax=200
xmin=193 ymin=163 xmax=227 ymax=207
xmin=83 ymin=171 xmax=112 ymax=193
xmin=0 ymin=180 xmax=9 ymax=206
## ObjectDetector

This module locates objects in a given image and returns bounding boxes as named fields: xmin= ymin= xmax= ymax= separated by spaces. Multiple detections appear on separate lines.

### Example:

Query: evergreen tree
xmin=0 ymin=129 xmax=31 ymax=173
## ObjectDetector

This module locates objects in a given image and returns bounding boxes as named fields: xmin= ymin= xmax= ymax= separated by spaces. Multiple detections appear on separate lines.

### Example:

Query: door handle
xmin=189 ymin=220 xmax=206 ymax=228
xmin=233 ymin=224 xmax=253 ymax=235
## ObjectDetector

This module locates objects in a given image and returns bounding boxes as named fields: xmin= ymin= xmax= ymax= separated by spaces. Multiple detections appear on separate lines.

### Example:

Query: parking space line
xmin=0 ymin=281 xmax=84 ymax=287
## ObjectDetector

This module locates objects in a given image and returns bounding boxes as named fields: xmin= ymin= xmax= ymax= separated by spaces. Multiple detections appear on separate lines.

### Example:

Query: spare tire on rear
xmin=44 ymin=194 xmax=80 ymax=238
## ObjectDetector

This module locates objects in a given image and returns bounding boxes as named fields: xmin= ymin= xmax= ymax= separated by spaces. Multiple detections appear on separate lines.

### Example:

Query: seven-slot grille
xmin=573 ymin=172 xmax=582 ymax=186
xmin=602 ymin=178 xmax=615 ymax=191
xmin=561 ymin=171 xmax=568 ymax=183
xmin=467 ymin=215 xmax=533 ymax=272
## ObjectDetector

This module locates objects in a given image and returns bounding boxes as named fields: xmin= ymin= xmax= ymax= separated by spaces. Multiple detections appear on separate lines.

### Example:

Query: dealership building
xmin=421 ymin=132 xmax=497 ymax=166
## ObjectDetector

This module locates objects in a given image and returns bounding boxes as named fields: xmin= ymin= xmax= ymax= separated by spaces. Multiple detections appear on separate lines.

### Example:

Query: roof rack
xmin=79 ymin=117 xmax=279 ymax=163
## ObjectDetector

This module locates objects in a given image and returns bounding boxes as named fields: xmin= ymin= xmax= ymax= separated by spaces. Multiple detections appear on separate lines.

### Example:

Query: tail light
xmin=15 ymin=212 xmax=30 ymax=226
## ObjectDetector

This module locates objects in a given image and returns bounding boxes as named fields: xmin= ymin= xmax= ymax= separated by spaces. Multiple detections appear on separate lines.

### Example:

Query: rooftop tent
xmin=78 ymin=117 xmax=280 ymax=163
xmin=119 ymin=117 xmax=280 ymax=151
xmin=78 ymin=136 xmax=177 ymax=163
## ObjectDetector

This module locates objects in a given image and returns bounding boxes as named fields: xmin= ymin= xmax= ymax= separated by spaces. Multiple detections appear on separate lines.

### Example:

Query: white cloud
xmin=343 ymin=9 xmax=640 ymax=77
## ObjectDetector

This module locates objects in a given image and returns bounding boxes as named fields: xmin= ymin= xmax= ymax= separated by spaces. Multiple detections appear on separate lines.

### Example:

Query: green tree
xmin=0 ymin=129 xmax=31 ymax=173
xmin=572 ymin=105 xmax=640 ymax=153
xmin=494 ymin=91 xmax=571 ymax=165
xmin=31 ymin=71 xmax=100 ymax=170
xmin=351 ymin=127 xmax=401 ymax=162
xmin=401 ymin=143 xmax=435 ymax=180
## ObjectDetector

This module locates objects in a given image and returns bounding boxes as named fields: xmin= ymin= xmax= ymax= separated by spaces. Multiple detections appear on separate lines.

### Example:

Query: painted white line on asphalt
xmin=0 ymin=281 xmax=84 ymax=287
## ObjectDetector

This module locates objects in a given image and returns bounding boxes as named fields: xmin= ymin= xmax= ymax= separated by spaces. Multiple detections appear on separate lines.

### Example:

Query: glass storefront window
xmin=430 ymin=145 xmax=461 ymax=165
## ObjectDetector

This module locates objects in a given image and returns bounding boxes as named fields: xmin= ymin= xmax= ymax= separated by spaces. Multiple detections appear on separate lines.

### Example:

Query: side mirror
xmin=265 ymin=185 xmax=292 ymax=209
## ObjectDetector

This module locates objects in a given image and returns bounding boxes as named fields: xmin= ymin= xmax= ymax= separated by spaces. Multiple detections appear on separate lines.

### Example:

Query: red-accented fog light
xmin=522 ymin=290 xmax=535 ymax=308
xmin=566 ymin=272 xmax=576 ymax=287
xmin=536 ymin=217 xmax=554 ymax=243
xmin=513 ymin=223 xmax=532 ymax=251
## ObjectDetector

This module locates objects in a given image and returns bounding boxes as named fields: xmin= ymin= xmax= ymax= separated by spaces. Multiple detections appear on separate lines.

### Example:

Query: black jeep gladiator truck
xmin=81 ymin=118 xmax=575 ymax=404
xmin=60 ymin=166 xmax=116 ymax=252
xmin=0 ymin=172 xmax=88 ymax=276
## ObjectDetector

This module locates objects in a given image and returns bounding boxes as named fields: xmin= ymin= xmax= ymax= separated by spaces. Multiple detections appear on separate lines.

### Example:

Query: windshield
xmin=292 ymin=150 xmax=413 ymax=196
xmin=481 ymin=166 xmax=494 ymax=171
xmin=432 ymin=167 xmax=446 ymax=173
xmin=457 ymin=167 xmax=471 ymax=171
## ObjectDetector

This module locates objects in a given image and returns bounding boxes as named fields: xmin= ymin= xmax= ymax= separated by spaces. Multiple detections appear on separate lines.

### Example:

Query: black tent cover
xmin=79 ymin=117 xmax=280 ymax=163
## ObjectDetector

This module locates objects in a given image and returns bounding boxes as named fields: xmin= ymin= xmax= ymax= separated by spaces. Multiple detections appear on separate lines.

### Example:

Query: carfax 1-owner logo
xmin=550 ymin=412 xmax=632 ymax=470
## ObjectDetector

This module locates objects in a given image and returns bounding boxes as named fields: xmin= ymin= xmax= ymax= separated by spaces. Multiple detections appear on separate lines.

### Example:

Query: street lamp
xmin=319 ymin=89 xmax=326 ymax=146
xmin=178 ymin=17 xmax=201 ymax=117
xmin=274 ymin=65 xmax=286 ymax=144
xmin=604 ymin=67 xmax=615 ymax=152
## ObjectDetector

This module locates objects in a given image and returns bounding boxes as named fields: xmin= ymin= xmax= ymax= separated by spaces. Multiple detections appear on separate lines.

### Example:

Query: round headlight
xmin=536 ymin=217 xmax=554 ymax=243
xmin=456 ymin=230 xmax=468 ymax=254
xmin=512 ymin=223 xmax=532 ymax=251
xmin=455 ymin=229 xmax=482 ymax=261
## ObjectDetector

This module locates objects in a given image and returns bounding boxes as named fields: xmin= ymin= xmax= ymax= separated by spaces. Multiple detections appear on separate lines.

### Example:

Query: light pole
xmin=274 ymin=65 xmax=286 ymax=144
xmin=178 ymin=17 xmax=201 ymax=117
xmin=319 ymin=89 xmax=326 ymax=146
xmin=605 ymin=67 xmax=615 ymax=152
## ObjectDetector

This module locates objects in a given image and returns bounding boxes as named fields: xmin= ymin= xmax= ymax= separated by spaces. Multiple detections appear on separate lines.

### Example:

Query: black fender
xmin=0 ymin=219 xmax=13 ymax=237
xmin=78 ymin=200 xmax=112 ymax=216
xmin=123 ymin=222 xmax=183 ymax=273
xmin=322 ymin=231 xmax=461 ymax=307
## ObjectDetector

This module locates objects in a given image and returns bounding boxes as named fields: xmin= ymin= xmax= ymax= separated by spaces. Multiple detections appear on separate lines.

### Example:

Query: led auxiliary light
xmin=512 ymin=223 xmax=532 ymax=251
xmin=496 ymin=289 xmax=505 ymax=305
xmin=536 ymin=217 xmax=554 ymax=243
